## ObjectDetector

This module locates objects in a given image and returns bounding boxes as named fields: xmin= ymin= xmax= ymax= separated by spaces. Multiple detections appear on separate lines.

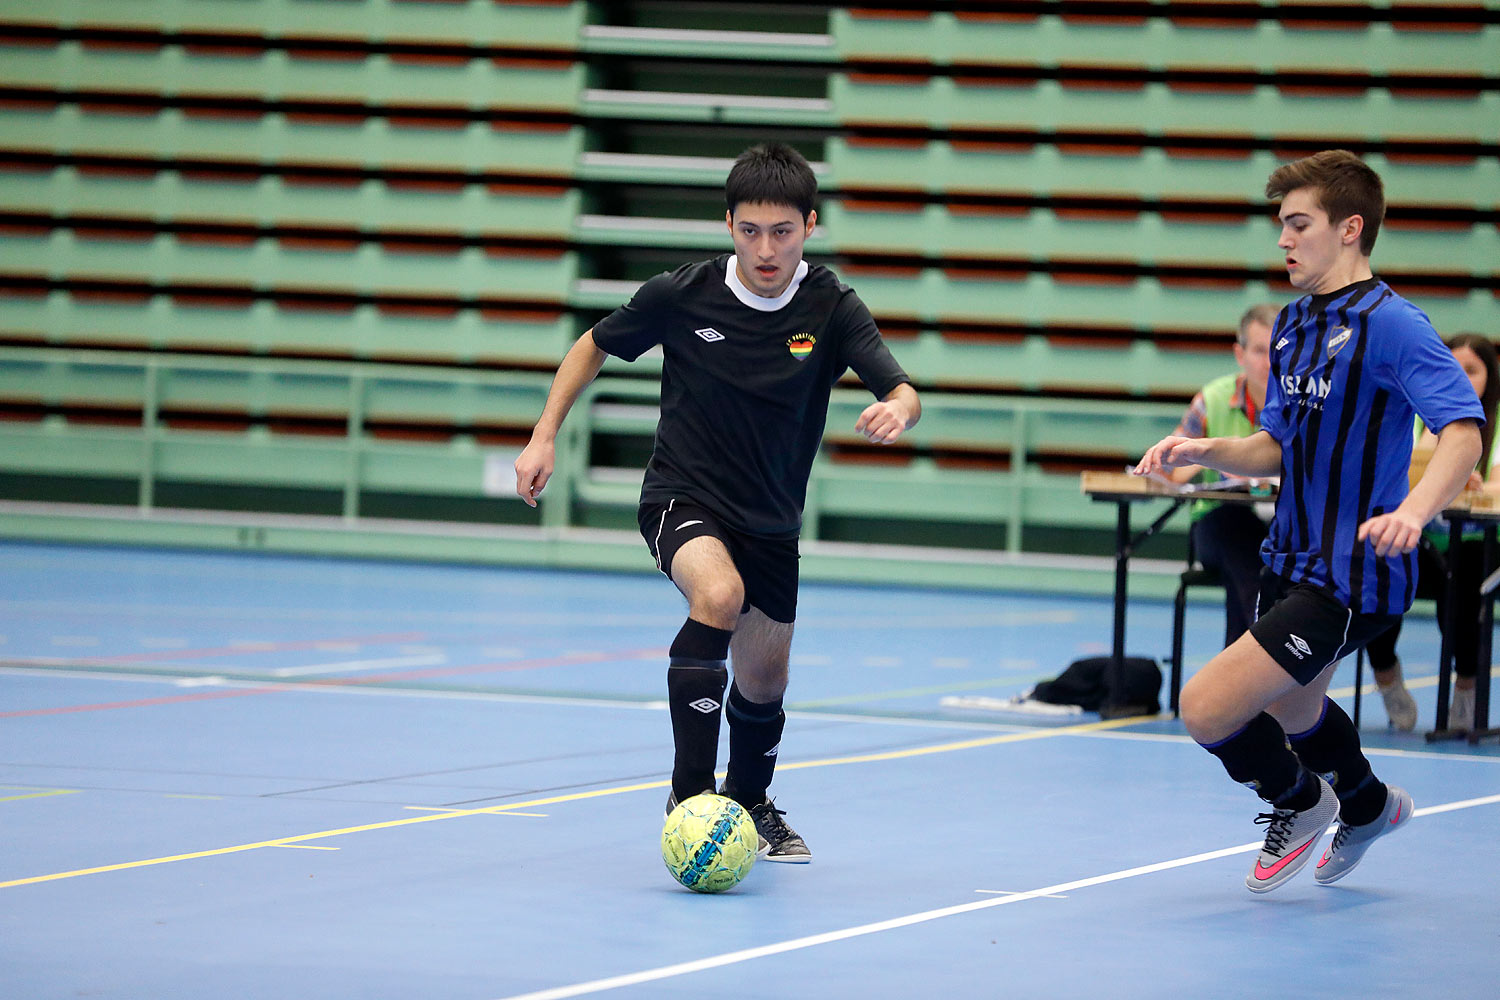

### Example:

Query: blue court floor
xmin=3 ymin=541 xmax=1498 ymax=999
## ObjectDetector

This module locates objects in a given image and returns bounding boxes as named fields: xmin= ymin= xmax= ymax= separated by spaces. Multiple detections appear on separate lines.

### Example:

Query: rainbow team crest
xmin=786 ymin=333 xmax=815 ymax=360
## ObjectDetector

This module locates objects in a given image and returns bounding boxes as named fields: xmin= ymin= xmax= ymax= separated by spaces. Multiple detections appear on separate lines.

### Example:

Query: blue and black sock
xmin=1287 ymin=698 xmax=1386 ymax=826
xmin=1201 ymin=711 xmax=1319 ymax=810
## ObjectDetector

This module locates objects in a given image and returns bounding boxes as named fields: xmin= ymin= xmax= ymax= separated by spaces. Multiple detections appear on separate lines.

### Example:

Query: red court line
xmin=0 ymin=647 xmax=668 ymax=718
xmin=1 ymin=686 xmax=278 ymax=718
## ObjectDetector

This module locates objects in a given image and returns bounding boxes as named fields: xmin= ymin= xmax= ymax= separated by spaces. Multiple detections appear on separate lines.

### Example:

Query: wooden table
xmin=1082 ymin=471 xmax=1497 ymax=740
xmin=1080 ymin=471 xmax=1272 ymax=715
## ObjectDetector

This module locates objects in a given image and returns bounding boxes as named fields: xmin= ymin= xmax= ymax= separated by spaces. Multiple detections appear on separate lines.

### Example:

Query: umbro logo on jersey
xmin=695 ymin=327 xmax=725 ymax=343
xmin=1284 ymin=634 xmax=1312 ymax=659
xmin=688 ymin=697 xmax=720 ymax=714
xmin=1275 ymin=336 xmax=1290 ymax=351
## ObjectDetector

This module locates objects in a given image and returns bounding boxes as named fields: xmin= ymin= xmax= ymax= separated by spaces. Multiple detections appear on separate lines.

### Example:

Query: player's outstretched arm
xmin=514 ymin=329 xmax=608 ymax=507
xmin=1359 ymin=417 xmax=1482 ymax=556
xmin=1135 ymin=429 xmax=1280 ymax=480
xmin=855 ymin=383 xmax=921 ymax=444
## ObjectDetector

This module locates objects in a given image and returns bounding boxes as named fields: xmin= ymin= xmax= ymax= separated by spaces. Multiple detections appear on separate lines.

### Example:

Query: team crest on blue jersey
xmin=786 ymin=333 xmax=815 ymax=360
xmin=1327 ymin=326 xmax=1352 ymax=357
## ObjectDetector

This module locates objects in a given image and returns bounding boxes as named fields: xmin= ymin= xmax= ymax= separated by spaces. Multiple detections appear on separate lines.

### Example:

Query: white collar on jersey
xmin=723 ymin=256 xmax=809 ymax=312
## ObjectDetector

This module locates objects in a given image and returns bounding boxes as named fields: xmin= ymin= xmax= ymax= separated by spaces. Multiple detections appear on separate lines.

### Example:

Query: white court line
xmin=10 ymin=659 xmax=1500 ymax=760
xmin=494 ymin=793 xmax=1500 ymax=1000
xmin=269 ymin=654 xmax=447 ymax=678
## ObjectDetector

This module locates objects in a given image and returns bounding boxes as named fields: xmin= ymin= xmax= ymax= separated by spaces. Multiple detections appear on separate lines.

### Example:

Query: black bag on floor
xmin=1030 ymin=656 xmax=1162 ymax=715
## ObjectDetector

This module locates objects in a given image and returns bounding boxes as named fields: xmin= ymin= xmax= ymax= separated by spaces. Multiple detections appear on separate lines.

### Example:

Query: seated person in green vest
xmin=1365 ymin=332 xmax=1500 ymax=732
xmin=1167 ymin=304 xmax=1280 ymax=647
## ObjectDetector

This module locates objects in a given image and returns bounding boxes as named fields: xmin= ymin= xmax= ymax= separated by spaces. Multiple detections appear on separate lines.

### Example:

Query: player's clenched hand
xmin=1133 ymin=436 xmax=1208 ymax=477
xmin=1357 ymin=510 xmax=1425 ymax=556
xmin=514 ymin=439 xmax=555 ymax=508
xmin=855 ymin=400 xmax=910 ymax=444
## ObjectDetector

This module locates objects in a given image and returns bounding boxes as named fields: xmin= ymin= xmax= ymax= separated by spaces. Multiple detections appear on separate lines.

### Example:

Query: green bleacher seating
xmin=830 ymin=73 xmax=1495 ymax=141
xmin=1 ymin=103 xmax=586 ymax=176
xmin=0 ymin=292 xmax=575 ymax=366
xmin=1 ymin=0 xmax=586 ymax=51
xmin=819 ymin=198 xmax=1497 ymax=277
xmin=3 ymin=168 xmax=580 ymax=237
xmin=0 ymin=39 xmax=585 ymax=111
xmin=831 ymin=8 xmax=1500 ymax=76
xmin=0 ymin=228 xmax=577 ymax=301
xmin=824 ymin=139 xmax=1500 ymax=208
xmin=0 ymin=0 xmax=1496 ymax=570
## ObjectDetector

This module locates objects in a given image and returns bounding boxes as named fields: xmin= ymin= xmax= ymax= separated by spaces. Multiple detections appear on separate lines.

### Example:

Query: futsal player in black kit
xmin=514 ymin=143 xmax=921 ymax=862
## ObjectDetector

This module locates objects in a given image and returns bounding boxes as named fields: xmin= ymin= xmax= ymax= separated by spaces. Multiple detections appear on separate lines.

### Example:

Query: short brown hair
xmin=1265 ymin=150 xmax=1384 ymax=255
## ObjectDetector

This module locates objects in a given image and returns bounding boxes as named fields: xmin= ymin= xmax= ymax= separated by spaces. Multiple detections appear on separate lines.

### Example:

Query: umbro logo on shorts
xmin=1284 ymin=633 xmax=1312 ymax=659
xmin=688 ymin=697 xmax=720 ymax=714
xmin=695 ymin=327 xmax=725 ymax=343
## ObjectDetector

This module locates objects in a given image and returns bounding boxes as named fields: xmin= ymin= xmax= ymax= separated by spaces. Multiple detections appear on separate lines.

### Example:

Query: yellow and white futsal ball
xmin=661 ymin=792 xmax=758 ymax=893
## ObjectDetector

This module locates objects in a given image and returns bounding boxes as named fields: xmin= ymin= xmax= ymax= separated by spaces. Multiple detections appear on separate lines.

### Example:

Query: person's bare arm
xmin=855 ymin=382 xmax=921 ymax=443
xmin=1360 ymin=418 xmax=1482 ymax=555
xmin=513 ymin=330 xmax=609 ymax=507
xmin=1135 ymin=429 xmax=1282 ymax=480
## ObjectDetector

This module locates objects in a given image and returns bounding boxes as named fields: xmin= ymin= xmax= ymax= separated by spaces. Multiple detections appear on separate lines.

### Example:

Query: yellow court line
xmin=0 ymin=713 xmax=1154 ymax=890
xmin=777 ymin=714 xmax=1151 ymax=770
xmin=0 ymin=787 xmax=79 ymax=803
xmin=787 ymin=673 xmax=1048 ymax=710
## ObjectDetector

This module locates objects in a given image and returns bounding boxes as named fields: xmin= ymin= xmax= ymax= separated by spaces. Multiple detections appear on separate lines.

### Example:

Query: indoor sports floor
xmin=3 ymin=540 xmax=1498 ymax=999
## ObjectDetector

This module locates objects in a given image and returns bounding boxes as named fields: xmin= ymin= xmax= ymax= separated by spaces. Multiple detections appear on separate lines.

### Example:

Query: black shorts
xmin=1248 ymin=570 xmax=1399 ymax=685
xmin=637 ymin=498 xmax=800 ymax=624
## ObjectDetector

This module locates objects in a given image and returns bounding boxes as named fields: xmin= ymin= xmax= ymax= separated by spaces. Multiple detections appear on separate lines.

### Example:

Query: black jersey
xmin=591 ymin=254 xmax=911 ymax=538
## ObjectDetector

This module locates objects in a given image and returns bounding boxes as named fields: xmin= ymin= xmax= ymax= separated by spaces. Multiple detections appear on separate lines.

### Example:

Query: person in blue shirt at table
xmin=1136 ymin=150 xmax=1483 ymax=893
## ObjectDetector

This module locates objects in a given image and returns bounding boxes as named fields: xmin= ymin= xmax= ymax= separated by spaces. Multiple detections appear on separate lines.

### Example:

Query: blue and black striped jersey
xmin=1260 ymin=277 xmax=1484 ymax=615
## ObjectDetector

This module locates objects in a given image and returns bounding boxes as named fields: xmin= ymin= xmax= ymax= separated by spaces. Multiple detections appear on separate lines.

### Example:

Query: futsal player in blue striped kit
xmin=1136 ymin=150 xmax=1483 ymax=893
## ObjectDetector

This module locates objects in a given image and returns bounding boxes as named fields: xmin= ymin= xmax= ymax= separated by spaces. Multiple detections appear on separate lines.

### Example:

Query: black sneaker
xmin=747 ymin=798 xmax=812 ymax=863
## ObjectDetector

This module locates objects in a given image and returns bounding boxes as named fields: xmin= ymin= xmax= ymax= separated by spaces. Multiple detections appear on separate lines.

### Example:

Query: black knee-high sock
xmin=1200 ymin=712 xmax=1319 ymax=810
xmin=1287 ymin=698 xmax=1386 ymax=826
xmin=722 ymin=682 xmax=785 ymax=808
xmin=666 ymin=619 xmax=732 ymax=801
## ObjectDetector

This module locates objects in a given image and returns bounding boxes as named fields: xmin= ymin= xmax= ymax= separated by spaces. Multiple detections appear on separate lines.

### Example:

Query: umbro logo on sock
xmin=688 ymin=698 xmax=720 ymax=714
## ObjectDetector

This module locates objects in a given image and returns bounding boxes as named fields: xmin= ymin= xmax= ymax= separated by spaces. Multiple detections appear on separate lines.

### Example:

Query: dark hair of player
xmin=725 ymin=142 xmax=817 ymax=220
